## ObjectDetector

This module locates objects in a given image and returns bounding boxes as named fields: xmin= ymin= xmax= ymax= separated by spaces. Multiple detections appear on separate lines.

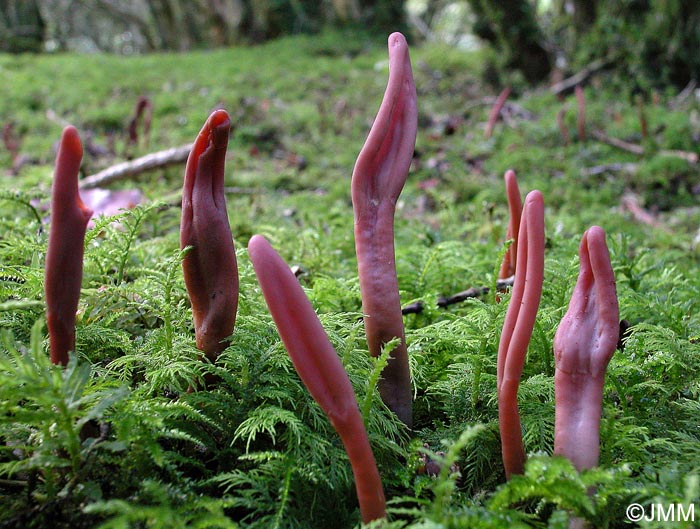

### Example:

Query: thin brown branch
xmin=670 ymin=79 xmax=697 ymax=109
xmin=401 ymin=276 xmax=515 ymax=315
xmin=620 ymin=192 xmax=667 ymax=230
xmin=591 ymin=130 xmax=644 ymax=154
xmin=550 ymin=58 xmax=609 ymax=96
xmin=661 ymin=149 xmax=699 ymax=164
xmin=80 ymin=144 xmax=191 ymax=189
xmin=581 ymin=163 xmax=638 ymax=177
xmin=592 ymin=130 xmax=699 ymax=163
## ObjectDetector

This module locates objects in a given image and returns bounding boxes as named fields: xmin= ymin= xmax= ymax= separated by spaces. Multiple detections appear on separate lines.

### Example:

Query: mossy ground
xmin=1 ymin=30 xmax=699 ymax=528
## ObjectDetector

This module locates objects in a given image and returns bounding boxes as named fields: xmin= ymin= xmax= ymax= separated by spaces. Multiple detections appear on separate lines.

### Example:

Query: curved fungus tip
xmin=60 ymin=125 xmax=83 ymax=158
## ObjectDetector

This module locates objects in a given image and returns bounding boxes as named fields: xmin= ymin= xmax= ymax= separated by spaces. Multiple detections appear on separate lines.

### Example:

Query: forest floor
xmin=0 ymin=30 xmax=699 ymax=529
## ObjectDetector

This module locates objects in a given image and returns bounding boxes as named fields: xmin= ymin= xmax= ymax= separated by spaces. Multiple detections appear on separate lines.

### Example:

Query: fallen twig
xmin=670 ymin=79 xmax=697 ymax=109
xmin=661 ymin=149 xmax=699 ymax=164
xmin=581 ymin=163 xmax=638 ymax=177
xmin=80 ymin=144 xmax=191 ymax=189
xmin=550 ymin=58 xmax=609 ymax=96
xmin=592 ymin=130 xmax=699 ymax=163
xmin=620 ymin=192 xmax=667 ymax=230
xmin=591 ymin=130 xmax=644 ymax=154
xmin=401 ymin=276 xmax=515 ymax=315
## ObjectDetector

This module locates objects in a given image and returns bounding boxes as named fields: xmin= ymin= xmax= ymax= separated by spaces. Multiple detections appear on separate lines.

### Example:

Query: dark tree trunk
xmin=572 ymin=0 xmax=597 ymax=34
xmin=0 ymin=0 xmax=45 ymax=53
xmin=359 ymin=0 xmax=408 ymax=35
xmin=469 ymin=0 xmax=551 ymax=84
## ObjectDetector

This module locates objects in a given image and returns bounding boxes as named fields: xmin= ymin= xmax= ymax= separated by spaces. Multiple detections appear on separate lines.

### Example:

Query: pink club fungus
xmin=498 ymin=169 xmax=523 ymax=280
xmin=181 ymin=109 xmax=238 ymax=361
xmin=554 ymin=226 xmax=619 ymax=473
xmin=45 ymin=126 xmax=93 ymax=366
xmin=248 ymin=234 xmax=386 ymax=524
xmin=351 ymin=32 xmax=417 ymax=428
xmin=497 ymin=190 xmax=545 ymax=479
xmin=484 ymin=86 xmax=511 ymax=139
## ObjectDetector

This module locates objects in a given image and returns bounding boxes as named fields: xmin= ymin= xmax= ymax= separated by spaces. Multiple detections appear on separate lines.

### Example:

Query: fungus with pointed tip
xmin=498 ymin=169 xmax=523 ymax=281
xmin=181 ymin=109 xmax=238 ymax=362
xmin=553 ymin=226 xmax=619 ymax=473
xmin=45 ymin=126 xmax=93 ymax=366
xmin=351 ymin=31 xmax=417 ymax=428
xmin=248 ymin=234 xmax=386 ymax=524
xmin=497 ymin=190 xmax=545 ymax=479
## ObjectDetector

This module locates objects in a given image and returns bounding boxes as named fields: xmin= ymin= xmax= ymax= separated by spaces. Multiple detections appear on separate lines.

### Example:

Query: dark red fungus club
xmin=248 ymin=234 xmax=386 ymax=524
xmin=554 ymin=226 xmax=619 ymax=472
xmin=45 ymin=126 xmax=93 ymax=365
xmin=181 ymin=109 xmax=238 ymax=361
xmin=497 ymin=190 xmax=545 ymax=478
xmin=351 ymin=32 xmax=417 ymax=428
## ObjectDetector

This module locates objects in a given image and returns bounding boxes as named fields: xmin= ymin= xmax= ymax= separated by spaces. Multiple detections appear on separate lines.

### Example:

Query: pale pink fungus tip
xmin=554 ymin=225 xmax=619 ymax=379
xmin=499 ymin=169 xmax=523 ymax=280
xmin=351 ymin=31 xmax=417 ymax=210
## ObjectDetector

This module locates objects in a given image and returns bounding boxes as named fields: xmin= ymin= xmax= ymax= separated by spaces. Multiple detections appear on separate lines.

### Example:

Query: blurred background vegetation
xmin=1 ymin=0 xmax=698 ymax=88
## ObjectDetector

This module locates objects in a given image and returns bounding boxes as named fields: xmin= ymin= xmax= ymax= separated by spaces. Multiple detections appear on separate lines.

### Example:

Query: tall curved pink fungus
xmin=498 ymin=169 xmax=523 ymax=280
xmin=351 ymin=32 xmax=417 ymax=428
xmin=554 ymin=227 xmax=619 ymax=473
xmin=497 ymin=190 xmax=545 ymax=479
xmin=181 ymin=109 xmax=238 ymax=361
xmin=248 ymin=235 xmax=386 ymax=524
xmin=45 ymin=126 xmax=93 ymax=366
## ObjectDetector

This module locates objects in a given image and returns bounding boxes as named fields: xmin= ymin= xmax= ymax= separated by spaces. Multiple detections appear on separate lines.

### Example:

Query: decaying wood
xmin=80 ymin=144 xmax=191 ymax=189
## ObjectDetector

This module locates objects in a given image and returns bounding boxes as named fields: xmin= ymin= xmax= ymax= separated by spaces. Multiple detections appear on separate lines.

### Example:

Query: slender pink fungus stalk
xmin=498 ymin=169 xmax=523 ymax=280
xmin=484 ymin=86 xmax=511 ymax=139
xmin=181 ymin=109 xmax=238 ymax=361
xmin=45 ymin=126 xmax=93 ymax=365
xmin=497 ymin=190 xmax=545 ymax=479
xmin=351 ymin=32 xmax=417 ymax=428
xmin=575 ymin=85 xmax=586 ymax=142
xmin=554 ymin=227 xmax=619 ymax=473
xmin=557 ymin=105 xmax=571 ymax=146
xmin=248 ymin=235 xmax=386 ymax=524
